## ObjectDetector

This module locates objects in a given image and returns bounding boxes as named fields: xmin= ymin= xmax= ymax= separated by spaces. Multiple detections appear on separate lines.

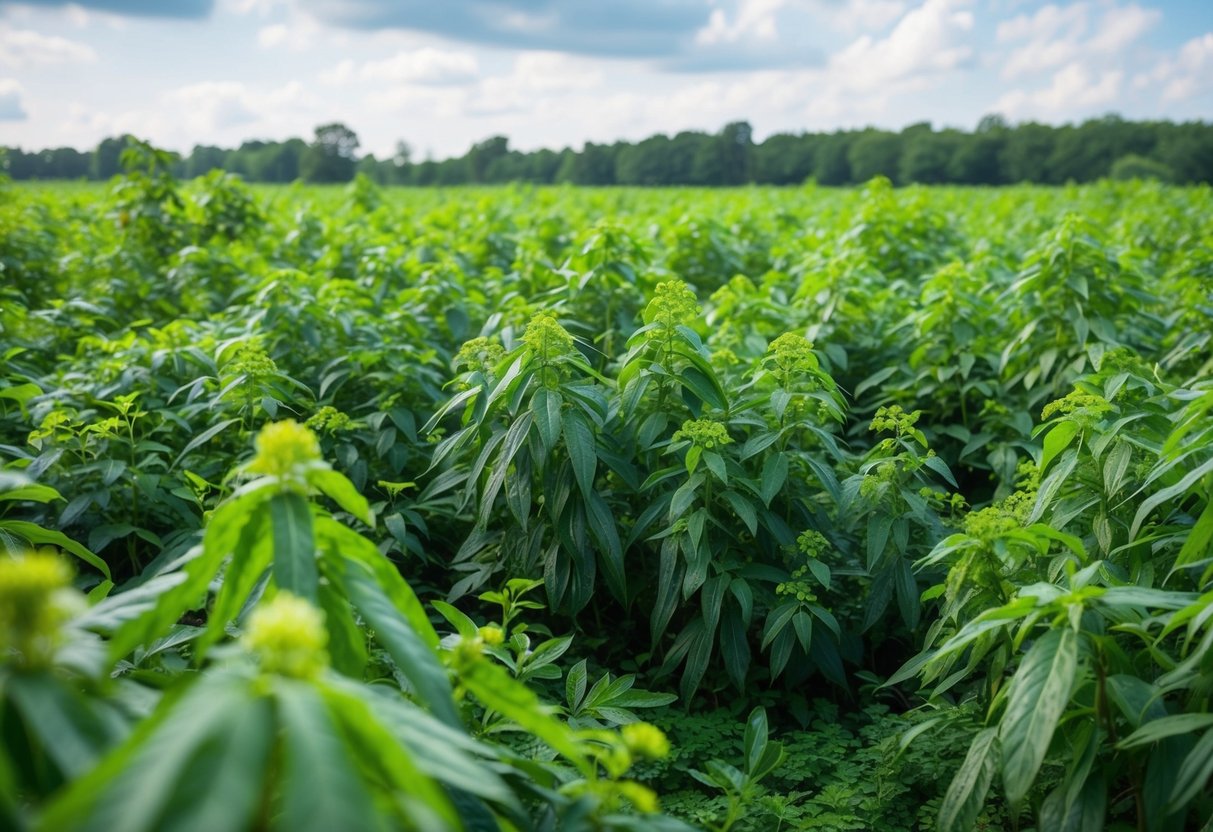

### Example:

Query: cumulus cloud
xmin=0 ymin=79 xmax=27 ymax=120
xmin=354 ymin=48 xmax=479 ymax=85
xmin=0 ymin=25 xmax=97 ymax=68
xmin=1134 ymin=32 xmax=1213 ymax=102
xmin=827 ymin=0 xmax=974 ymax=93
xmin=996 ymin=2 xmax=1160 ymax=79
xmin=8 ymin=0 xmax=214 ymax=18
xmin=164 ymin=80 xmax=317 ymax=134
xmin=995 ymin=62 xmax=1123 ymax=117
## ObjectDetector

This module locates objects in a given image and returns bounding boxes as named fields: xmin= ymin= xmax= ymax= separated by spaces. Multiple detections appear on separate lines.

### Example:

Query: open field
xmin=1 ymin=162 xmax=1211 ymax=830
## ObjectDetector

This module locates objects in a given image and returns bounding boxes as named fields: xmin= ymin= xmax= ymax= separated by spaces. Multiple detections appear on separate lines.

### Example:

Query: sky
xmin=0 ymin=0 xmax=1210 ymax=160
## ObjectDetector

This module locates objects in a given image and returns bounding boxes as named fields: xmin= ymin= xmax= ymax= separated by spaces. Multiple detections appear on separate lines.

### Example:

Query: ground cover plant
xmin=0 ymin=146 xmax=1211 ymax=831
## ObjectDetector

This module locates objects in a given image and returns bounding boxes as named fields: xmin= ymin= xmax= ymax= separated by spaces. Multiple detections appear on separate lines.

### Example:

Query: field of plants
xmin=1 ymin=145 xmax=1211 ymax=831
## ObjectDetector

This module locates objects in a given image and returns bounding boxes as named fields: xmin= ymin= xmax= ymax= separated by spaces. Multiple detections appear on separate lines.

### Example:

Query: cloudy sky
xmin=0 ymin=0 xmax=1210 ymax=159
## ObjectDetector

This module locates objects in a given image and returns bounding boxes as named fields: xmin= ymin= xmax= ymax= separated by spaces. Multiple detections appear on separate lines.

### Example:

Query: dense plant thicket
xmin=1 ymin=147 xmax=1211 ymax=831
xmin=4 ymin=113 xmax=1212 ymax=186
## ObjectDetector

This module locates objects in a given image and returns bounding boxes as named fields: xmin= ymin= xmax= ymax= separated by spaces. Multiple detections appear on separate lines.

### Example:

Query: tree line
xmin=3 ymin=115 xmax=1210 ymax=186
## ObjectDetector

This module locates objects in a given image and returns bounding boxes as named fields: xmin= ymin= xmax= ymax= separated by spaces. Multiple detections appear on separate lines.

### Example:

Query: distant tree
xmin=847 ymin=131 xmax=901 ymax=183
xmin=752 ymin=133 xmax=815 ymax=184
xmin=300 ymin=122 xmax=360 ymax=183
xmin=558 ymin=142 xmax=616 ymax=185
xmin=1109 ymin=154 xmax=1174 ymax=182
xmin=900 ymin=128 xmax=961 ymax=184
xmin=91 ymin=136 xmax=130 ymax=180
xmin=467 ymin=136 xmax=509 ymax=183
xmin=813 ymin=133 xmax=853 ymax=185
xmin=1000 ymin=122 xmax=1057 ymax=183
xmin=528 ymin=148 xmax=563 ymax=184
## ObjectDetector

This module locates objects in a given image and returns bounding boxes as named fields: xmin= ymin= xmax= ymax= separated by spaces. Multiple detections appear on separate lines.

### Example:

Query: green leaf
xmin=532 ymin=387 xmax=563 ymax=455
xmin=0 ymin=521 xmax=110 ymax=581
xmin=271 ymin=492 xmax=318 ymax=602
xmin=939 ymin=727 xmax=999 ymax=832
xmin=273 ymin=681 xmax=380 ymax=832
xmin=6 ymin=674 xmax=117 ymax=779
xmin=562 ymin=409 xmax=597 ymax=497
xmin=1118 ymin=714 xmax=1213 ymax=750
xmin=1174 ymin=500 xmax=1213 ymax=571
xmin=341 ymin=560 xmax=461 ymax=729
xmin=458 ymin=657 xmax=590 ymax=776
xmin=310 ymin=468 xmax=373 ymax=525
xmin=759 ymin=452 xmax=788 ymax=508
xmin=585 ymin=490 xmax=626 ymax=602
xmin=1000 ymin=628 xmax=1078 ymax=806
xmin=170 ymin=418 xmax=241 ymax=470
xmin=566 ymin=658 xmax=589 ymax=710
xmin=1040 ymin=421 xmax=1079 ymax=472
xmin=1169 ymin=729 xmax=1213 ymax=812
xmin=319 ymin=681 xmax=459 ymax=829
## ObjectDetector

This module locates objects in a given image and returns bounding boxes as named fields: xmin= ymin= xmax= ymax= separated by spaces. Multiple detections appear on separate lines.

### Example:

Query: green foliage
xmin=1 ymin=160 xmax=1211 ymax=830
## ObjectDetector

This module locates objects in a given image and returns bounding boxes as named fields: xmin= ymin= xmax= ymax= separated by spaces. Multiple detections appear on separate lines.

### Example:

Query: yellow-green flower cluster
xmin=962 ymin=489 xmax=1035 ymax=542
xmin=919 ymin=487 xmax=968 ymax=515
xmin=859 ymin=461 xmax=899 ymax=500
xmin=776 ymin=572 xmax=818 ymax=603
xmin=247 ymin=420 xmax=322 ymax=484
xmin=621 ymin=722 xmax=671 ymax=760
xmin=453 ymin=336 xmax=506 ymax=376
xmin=305 ymin=406 xmax=354 ymax=434
xmin=673 ymin=419 xmax=732 ymax=450
xmin=522 ymin=312 xmax=576 ymax=359
xmin=242 ymin=593 xmax=329 ymax=679
xmin=797 ymin=530 xmax=829 ymax=559
xmin=870 ymin=405 xmax=921 ymax=436
xmin=227 ymin=343 xmax=278 ymax=382
xmin=767 ymin=333 xmax=820 ymax=384
xmin=708 ymin=275 xmax=755 ymax=318
xmin=454 ymin=336 xmax=500 ymax=372
xmin=643 ymin=280 xmax=699 ymax=329
xmin=0 ymin=552 xmax=81 ymax=668
xmin=1041 ymin=389 xmax=1112 ymax=422
xmin=477 ymin=624 xmax=505 ymax=646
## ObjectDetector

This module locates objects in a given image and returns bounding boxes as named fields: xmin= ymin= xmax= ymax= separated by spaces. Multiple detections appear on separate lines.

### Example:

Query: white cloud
xmin=995 ymin=61 xmax=1123 ymax=116
xmin=827 ymin=0 xmax=974 ymax=93
xmin=1134 ymin=32 xmax=1213 ymax=102
xmin=164 ymin=80 xmax=318 ymax=135
xmin=997 ymin=2 xmax=1160 ymax=79
xmin=257 ymin=15 xmax=322 ymax=50
xmin=695 ymin=0 xmax=786 ymax=45
xmin=0 ymin=25 xmax=97 ymax=68
xmin=0 ymin=78 xmax=27 ymax=121
xmin=358 ymin=47 xmax=479 ymax=84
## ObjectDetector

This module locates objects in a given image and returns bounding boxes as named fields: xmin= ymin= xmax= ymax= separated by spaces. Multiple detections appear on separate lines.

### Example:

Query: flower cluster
xmin=870 ymin=405 xmax=921 ymax=436
xmin=247 ymin=420 xmax=322 ymax=484
xmin=477 ymin=624 xmax=505 ymax=646
xmin=0 ymin=552 xmax=82 ymax=668
xmin=242 ymin=592 xmax=329 ymax=680
xmin=305 ymin=406 xmax=354 ymax=434
xmin=1041 ymin=389 xmax=1112 ymax=422
xmin=453 ymin=336 xmax=505 ymax=377
xmin=621 ymin=722 xmax=671 ymax=760
xmin=522 ymin=312 xmax=575 ymax=358
xmin=797 ymin=530 xmax=829 ymax=559
xmin=643 ymin=280 xmax=699 ymax=330
xmin=767 ymin=333 xmax=820 ymax=385
xmin=962 ymin=489 xmax=1035 ymax=542
xmin=226 ymin=343 xmax=278 ymax=382
xmin=673 ymin=419 xmax=732 ymax=450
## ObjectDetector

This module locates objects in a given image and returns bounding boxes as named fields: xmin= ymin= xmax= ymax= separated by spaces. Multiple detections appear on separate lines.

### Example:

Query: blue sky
xmin=0 ymin=0 xmax=1210 ymax=159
